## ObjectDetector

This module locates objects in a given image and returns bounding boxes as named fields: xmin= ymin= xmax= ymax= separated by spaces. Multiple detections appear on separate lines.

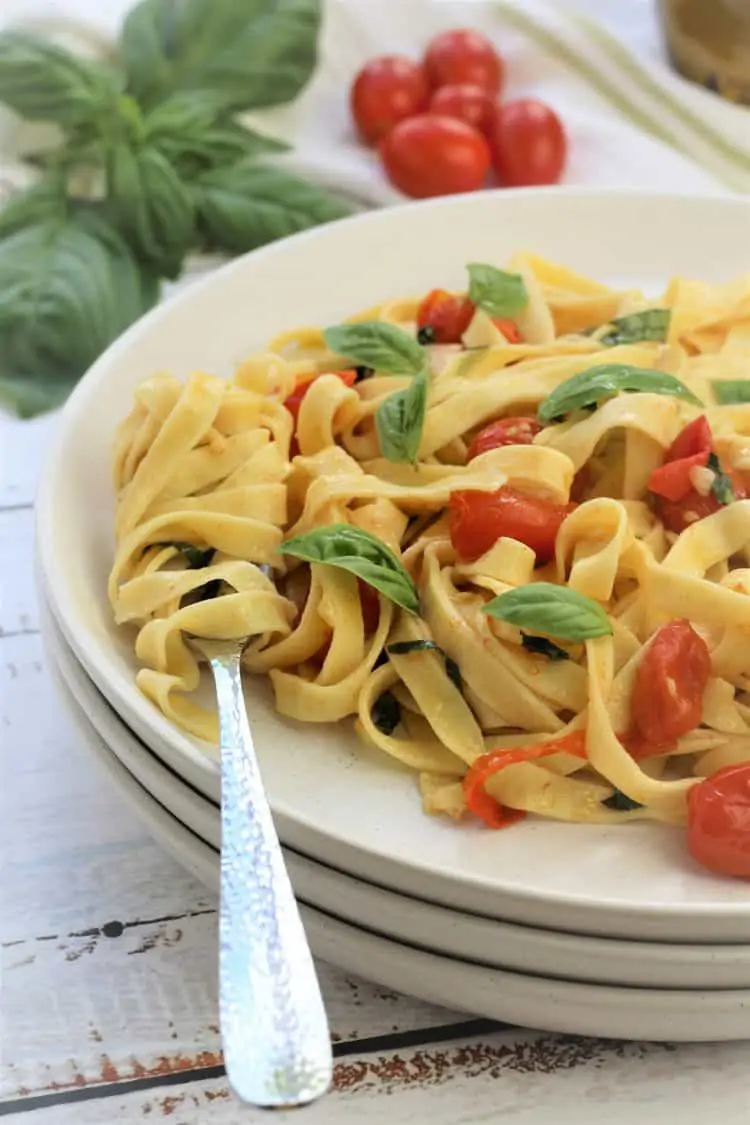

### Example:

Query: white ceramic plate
xmin=48 ymin=654 xmax=750 ymax=1042
xmin=36 ymin=188 xmax=750 ymax=942
xmin=41 ymin=593 xmax=750 ymax=990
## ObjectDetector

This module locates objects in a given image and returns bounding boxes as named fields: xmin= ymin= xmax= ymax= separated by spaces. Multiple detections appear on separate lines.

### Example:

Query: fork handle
xmin=210 ymin=649 xmax=332 ymax=1107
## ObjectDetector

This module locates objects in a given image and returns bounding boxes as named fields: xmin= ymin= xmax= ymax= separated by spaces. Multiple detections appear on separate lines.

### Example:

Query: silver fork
xmin=189 ymin=635 xmax=332 ymax=1108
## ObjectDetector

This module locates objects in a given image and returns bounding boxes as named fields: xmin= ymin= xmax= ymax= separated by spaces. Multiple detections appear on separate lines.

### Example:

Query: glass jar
xmin=659 ymin=0 xmax=750 ymax=104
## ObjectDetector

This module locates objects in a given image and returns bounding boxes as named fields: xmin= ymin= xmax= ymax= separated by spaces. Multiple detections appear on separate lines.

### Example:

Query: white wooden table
xmin=2 ymin=2 xmax=750 ymax=1121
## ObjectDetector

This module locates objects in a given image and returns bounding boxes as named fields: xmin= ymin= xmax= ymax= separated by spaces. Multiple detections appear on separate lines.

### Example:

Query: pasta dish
xmin=109 ymin=252 xmax=750 ymax=878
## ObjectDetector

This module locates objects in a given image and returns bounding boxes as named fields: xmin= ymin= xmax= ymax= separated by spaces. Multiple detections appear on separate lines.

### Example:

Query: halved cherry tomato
xmin=464 ymin=731 xmax=586 ymax=828
xmin=428 ymin=83 xmax=496 ymax=136
xmin=416 ymin=288 xmax=475 ymax=344
xmin=687 ymin=763 xmax=750 ymax=878
xmin=467 ymin=416 xmax=542 ymax=461
xmin=630 ymin=620 xmax=711 ymax=747
xmin=350 ymin=56 xmax=430 ymax=144
xmin=424 ymin=28 xmax=504 ymax=95
xmin=380 ymin=115 xmax=491 ymax=199
xmin=493 ymin=317 xmax=522 ymax=343
xmin=489 ymin=99 xmax=567 ymax=187
xmin=620 ymin=731 xmax=677 ymax=762
xmin=649 ymin=415 xmax=745 ymax=532
xmin=449 ymin=485 xmax=575 ymax=563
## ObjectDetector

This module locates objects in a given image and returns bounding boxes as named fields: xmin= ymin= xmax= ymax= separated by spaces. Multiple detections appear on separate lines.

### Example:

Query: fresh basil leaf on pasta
xmin=324 ymin=321 xmax=426 ymax=376
xmin=602 ymin=789 xmax=644 ymax=811
xmin=537 ymin=364 xmax=702 ymax=423
xmin=280 ymin=523 xmax=419 ymax=613
xmin=387 ymin=639 xmax=463 ymax=692
xmin=467 ymin=263 xmax=527 ymax=317
xmin=713 ymin=380 xmax=750 ymax=405
xmin=376 ymin=365 xmax=428 ymax=464
xmin=600 ymin=308 xmax=670 ymax=346
xmin=371 ymin=690 xmax=401 ymax=735
xmin=520 ymin=633 xmax=570 ymax=660
xmin=707 ymin=453 xmax=735 ymax=506
xmin=483 ymin=583 xmax=612 ymax=642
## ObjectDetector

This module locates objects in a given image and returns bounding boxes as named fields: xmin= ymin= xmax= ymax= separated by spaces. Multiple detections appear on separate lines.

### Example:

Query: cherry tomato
xmin=687 ymin=763 xmax=750 ymax=878
xmin=424 ymin=28 xmax=504 ymax=95
xmin=428 ymin=83 xmax=496 ymax=136
xmin=416 ymin=288 xmax=475 ymax=344
xmin=449 ymin=485 xmax=575 ymax=563
xmin=666 ymin=414 xmax=712 ymax=462
xmin=467 ymin=416 xmax=542 ymax=461
xmin=493 ymin=317 xmax=522 ymax=343
xmin=350 ymin=56 xmax=429 ymax=144
xmin=464 ymin=732 xmax=586 ymax=828
xmin=630 ymin=620 xmax=711 ymax=747
xmin=648 ymin=452 xmax=710 ymax=503
xmin=380 ymin=115 xmax=490 ymax=198
xmin=489 ymin=99 xmax=567 ymax=186
xmin=283 ymin=369 xmax=357 ymax=424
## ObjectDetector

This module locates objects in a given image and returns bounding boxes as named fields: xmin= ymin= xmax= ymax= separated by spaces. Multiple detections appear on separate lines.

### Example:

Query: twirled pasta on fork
xmin=109 ymin=252 xmax=750 ymax=878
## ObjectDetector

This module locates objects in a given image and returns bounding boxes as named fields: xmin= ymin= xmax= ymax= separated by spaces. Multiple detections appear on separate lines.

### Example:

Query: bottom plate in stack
xmin=41 ymin=600 xmax=750 ymax=1042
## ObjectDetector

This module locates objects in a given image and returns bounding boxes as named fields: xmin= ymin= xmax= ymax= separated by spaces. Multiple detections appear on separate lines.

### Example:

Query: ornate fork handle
xmin=208 ymin=643 xmax=332 ymax=1107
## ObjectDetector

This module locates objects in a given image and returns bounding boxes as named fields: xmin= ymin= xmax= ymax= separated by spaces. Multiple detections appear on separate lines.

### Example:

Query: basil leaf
xmin=371 ymin=691 xmax=401 ymax=735
xmin=520 ymin=633 xmax=570 ymax=661
xmin=376 ymin=366 xmax=428 ymax=464
xmin=707 ymin=453 xmax=735 ymax=506
xmin=279 ymin=523 xmax=419 ymax=614
xmin=386 ymin=639 xmax=463 ymax=692
xmin=158 ymin=542 xmax=215 ymax=568
xmin=145 ymin=93 xmax=288 ymax=175
xmin=0 ymin=178 xmax=67 ymax=241
xmin=602 ymin=789 xmax=644 ymax=812
xmin=120 ymin=0 xmax=321 ymax=113
xmin=106 ymin=144 xmax=195 ymax=279
xmin=193 ymin=162 xmax=352 ymax=255
xmin=323 ymin=322 xmax=425 ymax=377
xmin=483 ymin=583 xmax=612 ymax=642
xmin=537 ymin=364 xmax=702 ymax=423
xmin=0 ymin=213 xmax=159 ymax=418
xmin=0 ymin=31 xmax=120 ymax=127
xmin=599 ymin=308 xmax=670 ymax=346
xmin=467 ymin=263 xmax=528 ymax=318
xmin=713 ymin=380 xmax=750 ymax=405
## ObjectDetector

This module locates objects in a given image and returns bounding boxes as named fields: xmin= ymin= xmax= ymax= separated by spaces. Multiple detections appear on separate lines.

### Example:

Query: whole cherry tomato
xmin=416 ymin=288 xmax=475 ymax=344
xmin=630 ymin=620 xmax=711 ymax=747
xmin=449 ymin=485 xmax=575 ymax=563
xmin=380 ymin=115 xmax=491 ymax=198
xmin=428 ymin=83 xmax=496 ymax=136
xmin=350 ymin=56 xmax=429 ymax=144
xmin=687 ymin=763 xmax=750 ymax=878
xmin=467 ymin=416 xmax=542 ymax=461
xmin=489 ymin=99 xmax=567 ymax=186
xmin=424 ymin=28 xmax=504 ymax=95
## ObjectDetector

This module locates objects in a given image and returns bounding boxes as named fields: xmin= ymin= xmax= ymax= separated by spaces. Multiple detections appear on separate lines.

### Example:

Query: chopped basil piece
xmin=602 ymin=789 xmax=644 ymax=812
xmin=467 ymin=263 xmax=528 ymax=317
xmin=386 ymin=638 xmax=463 ymax=693
xmin=707 ymin=452 xmax=735 ymax=506
xmin=521 ymin=633 xmax=570 ymax=661
xmin=375 ymin=364 xmax=428 ymax=464
xmin=371 ymin=690 xmax=401 ymax=735
xmin=599 ymin=308 xmax=670 ymax=346
xmin=323 ymin=321 xmax=425 ymax=377
xmin=713 ymin=380 xmax=750 ymax=405
xmin=158 ymin=541 xmax=215 ymax=568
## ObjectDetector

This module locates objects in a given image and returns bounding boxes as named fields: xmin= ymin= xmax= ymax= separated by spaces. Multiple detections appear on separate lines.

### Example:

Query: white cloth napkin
xmin=2 ymin=0 xmax=749 ymax=210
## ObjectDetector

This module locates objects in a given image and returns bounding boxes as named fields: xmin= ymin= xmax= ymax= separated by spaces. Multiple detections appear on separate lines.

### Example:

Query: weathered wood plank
xmin=0 ymin=508 xmax=38 ymax=637
xmin=5 ymin=1029 xmax=750 ymax=1125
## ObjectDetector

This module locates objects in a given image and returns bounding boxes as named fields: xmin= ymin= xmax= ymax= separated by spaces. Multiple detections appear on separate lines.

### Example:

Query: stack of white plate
xmin=36 ymin=189 xmax=750 ymax=1042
